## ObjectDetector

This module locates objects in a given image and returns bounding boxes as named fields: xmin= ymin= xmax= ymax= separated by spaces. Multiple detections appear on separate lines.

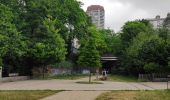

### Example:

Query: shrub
xmin=52 ymin=61 xmax=74 ymax=69
xmin=144 ymin=62 xmax=159 ymax=73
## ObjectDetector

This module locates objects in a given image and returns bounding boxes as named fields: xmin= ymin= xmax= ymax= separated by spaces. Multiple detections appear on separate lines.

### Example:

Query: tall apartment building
xmin=86 ymin=5 xmax=105 ymax=29
xmin=146 ymin=15 xmax=165 ymax=29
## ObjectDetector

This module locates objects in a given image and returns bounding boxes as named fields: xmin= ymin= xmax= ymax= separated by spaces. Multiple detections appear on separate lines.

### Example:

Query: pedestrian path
xmin=41 ymin=91 xmax=108 ymax=100
xmin=78 ymin=76 xmax=101 ymax=81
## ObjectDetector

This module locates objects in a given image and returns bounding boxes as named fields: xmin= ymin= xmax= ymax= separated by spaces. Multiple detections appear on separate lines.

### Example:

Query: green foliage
xmin=118 ymin=20 xmax=170 ymax=75
xmin=121 ymin=21 xmax=148 ymax=46
xmin=0 ymin=0 xmax=90 ymax=75
xmin=144 ymin=62 xmax=159 ymax=72
xmin=85 ymin=26 xmax=107 ymax=54
xmin=168 ymin=57 xmax=170 ymax=69
xmin=163 ymin=13 xmax=170 ymax=28
xmin=31 ymin=17 xmax=67 ymax=66
xmin=78 ymin=38 xmax=101 ymax=68
xmin=0 ymin=58 xmax=2 ymax=66
xmin=0 ymin=0 xmax=26 ymax=30
xmin=53 ymin=61 xmax=74 ymax=69
xmin=121 ymin=22 xmax=170 ymax=75
xmin=127 ymin=32 xmax=159 ymax=58
xmin=21 ymin=0 xmax=89 ymax=57
xmin=158 ymin=28 xmax=170 ymax=40
xmin=139 ymin=37 xmax=164 ymax=63
xmin=0 ymin=3 xmax=25 ymax=72
xmin=100 ymin=29 xmax=122 ymax=55
xmin=125 ymin=32 xmax=167 ymax=74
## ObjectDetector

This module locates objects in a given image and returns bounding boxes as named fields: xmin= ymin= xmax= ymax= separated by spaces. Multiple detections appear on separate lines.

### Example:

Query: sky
xmin=78 ymin=0 xmax=170 ymax=32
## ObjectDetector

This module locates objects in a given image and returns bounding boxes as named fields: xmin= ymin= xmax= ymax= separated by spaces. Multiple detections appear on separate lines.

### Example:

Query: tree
xmin=119 ymin=20 xmax=158 ymax=75
xmin=31 ymin=17 xmax=67 ymax=78
xmin=121 ymin=21 xmax=148 ymax=46
xmin=86 ymin=26 xmax=107 ymax=54
xmin=139 ymin=37 xmax=165 ymax=73
xmin=21 ymin=0 xmax=89 ymax=58
xmin=158 ymin=28 xmax=170 ymax=41
xmin=0 ymin=58 xmax=2 ymax=67
xmin=100 ymin=29 xmax=122 ymax=55
xmin=0 ymin=3 xmax=25 ymax=76
xmin=0 ymin=0 xmax=90 ymax=76
xmin=124 ymin=32 xmax=154 ymax=75
xmin=163 ymin=13 xmax=170 ymax=28
xmin=124 ymin=30 xmax=170 ymax=74
xmin=78 ymin=38 xmax=101 ymax=83
xmin=0 ymin=0 xmax=26 ymax=31
xmin=144 ymin=62 xmax=159 ymax=73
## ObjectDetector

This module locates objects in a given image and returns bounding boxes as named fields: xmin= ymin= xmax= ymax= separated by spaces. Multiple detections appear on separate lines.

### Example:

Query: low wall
xmin=48 ymin=68 xmax=72 ymax=75
xmin=0 ymin=76 xmax=30 ymax=82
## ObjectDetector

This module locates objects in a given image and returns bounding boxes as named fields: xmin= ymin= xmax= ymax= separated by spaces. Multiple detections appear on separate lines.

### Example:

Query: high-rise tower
xmin=87 ymin=5 xmax=105 ymax=29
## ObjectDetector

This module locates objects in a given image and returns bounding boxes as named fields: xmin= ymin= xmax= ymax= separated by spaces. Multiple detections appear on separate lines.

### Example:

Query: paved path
xmin=0 ymin=78 xmax=168 ymax=90
xmin=41 ymin=91 xmax=108 ymax=100
xmin=0 ymin=77 xmax=168 ymax=100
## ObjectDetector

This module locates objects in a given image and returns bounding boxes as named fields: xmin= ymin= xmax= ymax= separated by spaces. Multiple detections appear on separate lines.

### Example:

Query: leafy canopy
xmin=78 ymin=38 xmax=101 ymax=68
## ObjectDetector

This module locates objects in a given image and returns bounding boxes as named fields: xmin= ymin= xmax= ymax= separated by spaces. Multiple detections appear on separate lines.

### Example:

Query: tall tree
xmin=0 ymin=3 xmax=25 ymax=76
xmin=86 ymin=26 xmax=107 ymax=54
xmin=100 ymin=29 xmax=122 ymax=55
xmin=21 ymin=0 xmax=89 ymax=57
xmin=163 ymin=13 xmax=170 ymax=28
xmin=0 ymin=0 xmax=26 ymax=31
xmin=158 ymin=28 xmax=170 ymax=41
xmin=78 ymin=38 xmax=101 ymax=83
xmin=31 ymin=17 xmax=67 ymax=77
xmin=121 ymin=21 xmax=148 ymax=46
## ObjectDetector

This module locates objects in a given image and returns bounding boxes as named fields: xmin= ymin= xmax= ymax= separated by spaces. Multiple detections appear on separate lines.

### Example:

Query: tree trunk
xmin=96 ymin=68 xmax=99 ymax=80
xmin=89 ymin=70 xmax=91 ymax=83
xmin=43 ymin=65 xmax=45 ymax=79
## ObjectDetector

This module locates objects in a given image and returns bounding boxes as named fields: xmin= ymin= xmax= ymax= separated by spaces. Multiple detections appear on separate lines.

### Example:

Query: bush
xmin=0 ymin=58 xmax=2 ymax=66
xmin=52 ymin=61 xmax=74 ymax=69
xmin=144 ymin=62 xmax=159 ymax=72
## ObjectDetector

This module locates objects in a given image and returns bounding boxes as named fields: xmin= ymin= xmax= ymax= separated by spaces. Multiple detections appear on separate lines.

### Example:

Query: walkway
xmin=0 ymin=76 xmax=168 ymax=100
xmin=41 ymin=91 xmax=107 ymax=100
xmin=0 ymin=77 xmax=167 ymax=90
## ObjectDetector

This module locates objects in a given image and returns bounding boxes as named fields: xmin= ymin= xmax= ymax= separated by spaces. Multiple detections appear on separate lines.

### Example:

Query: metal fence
xmin=138 ymin=73 xmax=170 ymax=82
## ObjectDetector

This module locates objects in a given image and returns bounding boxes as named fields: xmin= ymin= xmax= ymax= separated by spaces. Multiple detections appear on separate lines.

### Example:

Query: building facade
xmin=146 ymin=15 xmax=165 ymax=29
xmin=71 ymin=38 xmax=80 ymax=54
xmin=86 ymin=5 xmax=105 ymax=29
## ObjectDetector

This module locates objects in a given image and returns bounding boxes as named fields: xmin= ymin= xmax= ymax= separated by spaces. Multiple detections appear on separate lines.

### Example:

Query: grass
xmin=108 ymin=74 xmax=138 ymax=82
xmin=96 ymin=90 xmax=170 ymax=100
xmin=76 ymin=81 xmax=103 ymax=84
xmin=0 ymin=90 xmax=61 ymax=100
xmin=33 ymin=74 xmax=88 ymax=80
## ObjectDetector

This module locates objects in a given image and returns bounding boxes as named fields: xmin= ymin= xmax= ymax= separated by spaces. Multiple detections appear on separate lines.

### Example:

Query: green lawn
xmin=96 ymin=90 xmax=170 ymax=100
xmin=108 ymin=75 xmax=138 ymax=82
xmin=0 ymin=90 xmax=60 ymax=100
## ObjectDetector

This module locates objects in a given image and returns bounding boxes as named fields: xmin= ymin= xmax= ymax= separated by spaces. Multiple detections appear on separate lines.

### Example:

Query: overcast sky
xmin=78 ymin=0 xmax=170 ymax=32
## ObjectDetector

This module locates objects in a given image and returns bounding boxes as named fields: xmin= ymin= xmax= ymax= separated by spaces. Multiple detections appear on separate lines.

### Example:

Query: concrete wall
xmin=0 ymin=76 xmax=30 ymax=82
xmin=48 ymin=68 xmax=72 ymax=75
